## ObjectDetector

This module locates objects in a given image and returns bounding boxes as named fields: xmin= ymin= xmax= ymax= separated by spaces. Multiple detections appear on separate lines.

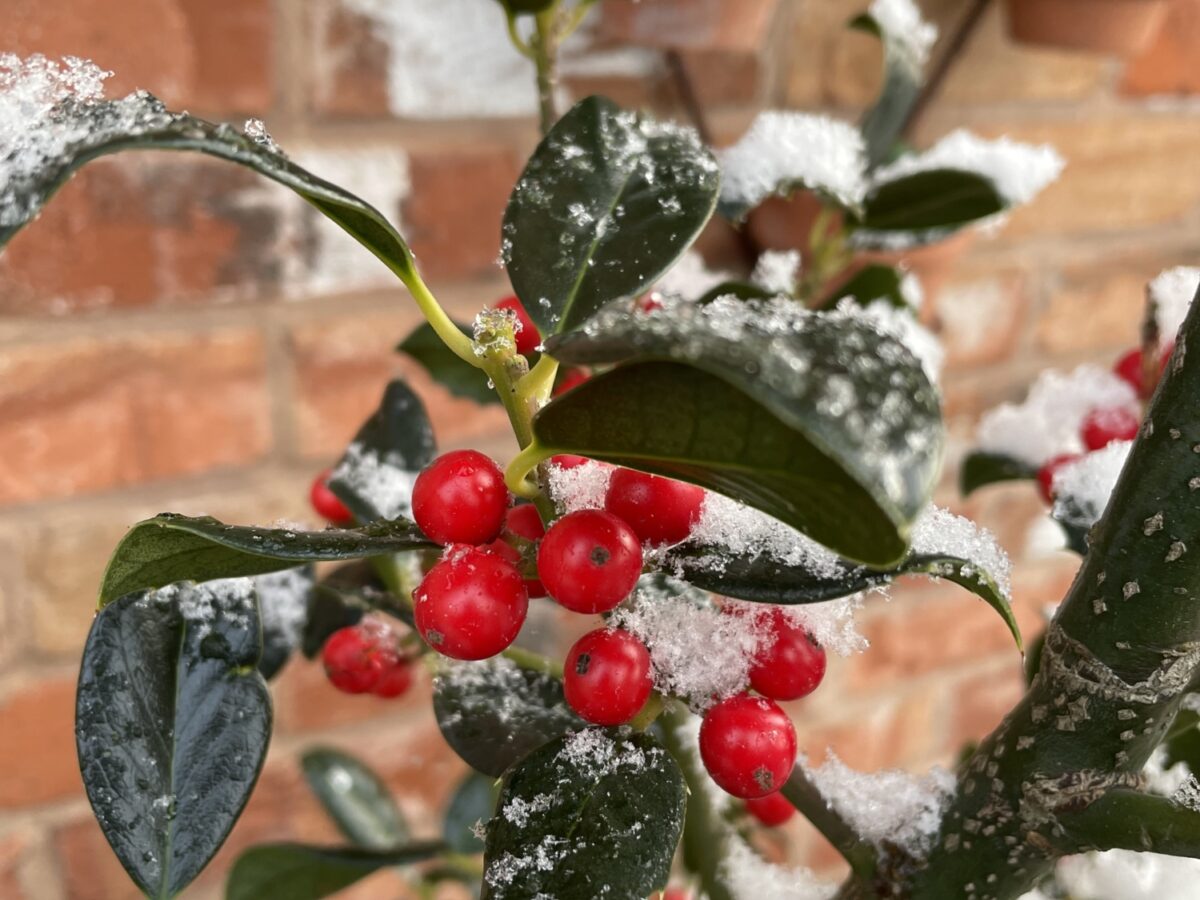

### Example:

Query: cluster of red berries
xmin=1035 ymin=344 xmax=1167 ymax=504
xmin=321 ymin=619 xmax=414 ymax=698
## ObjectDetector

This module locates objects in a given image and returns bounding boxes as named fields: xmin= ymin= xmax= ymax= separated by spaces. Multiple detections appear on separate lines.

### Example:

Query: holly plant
xmin=3 ymin=1 xmax=1200 ymax=899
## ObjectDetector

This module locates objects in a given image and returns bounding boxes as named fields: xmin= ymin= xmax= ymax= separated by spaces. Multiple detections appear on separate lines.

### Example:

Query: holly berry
xmin=749 ymin=608 xmax=826 ymax=701
xmin=604 ymin=468 xmax=705 ymax=547
xmin=1037 ymin=453 xmax=1081 ymax=504
xmin=637 ymin=294 xmax=664 ymax=313
xmin=310 ymin=468 xmax=354 ymax=526
xmin=1113 ymin=343 xmax=1174 ymax=396
xmin=503 ymin=503 xmax=547 ymax=597
xmin=538 ymin=510 xmax=643 ymax=613
xmin=554 ymin=367 xmax=590 ymax=396
xmin=656 ymin=890 xmax=691 ymax=900
xmin=322 ymin=623 xmax=397 ymax=694
xmin=414 ymin=546 xmax=528 ymax=660
xmin=563 ymin=628 xmax=653 ymax=725
xmin=412 ymin=450 xmax=509 ymax=545
xmin=699 ymin=694 xmax=797 ymax=799
xmin=371 ymin=658 xmax=415 ymax=698
xmin=745 ymin=791 xmax=796 ymax=827
xmin=1081 ymin=406 xmax=1140 ymax=451
xmin=550 ymin=454 xmax=591 ymax=469
xmin=495 ymin=295 xmax=541 ymax=357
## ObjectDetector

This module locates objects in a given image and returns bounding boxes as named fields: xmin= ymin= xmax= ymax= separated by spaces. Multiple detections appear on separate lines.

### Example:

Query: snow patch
xmin=752 ymin=250 xmax=802 ymax=295
xmin=911 ymin=505 xmax=1012 ymax=600
xmin=832 ymin=297 xmax=943 ymax=384
xmin=869 ymin=0 xmax=938 ymax=70
xmin=1051 ymin=440 xmax=1131 ymax=530
xmin=653 ymin=249 xmax=735 ymax=299
xmin=719 ymin=834 xmax=837 ymax=900
xmin=1149 ymin=266 xmax=1200 ymax=348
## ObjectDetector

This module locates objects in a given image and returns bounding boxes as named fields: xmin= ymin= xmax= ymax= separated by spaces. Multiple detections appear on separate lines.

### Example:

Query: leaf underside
xmin=226 ymin=841 xmax=445 ymax=900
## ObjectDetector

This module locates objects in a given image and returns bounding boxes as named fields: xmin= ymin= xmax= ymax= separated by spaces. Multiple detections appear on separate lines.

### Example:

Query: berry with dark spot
xmin=537 ymin=510 xmax=643 ymax=613
xmin=562 ymin=628 xmax=653 ymax=725
xmin=412 ymin=450 xmax=509 ymax=546
xmin=414 ymin=546 xmax=528 ymax=660
xmin=699 ymin=694 xmax=797 ymax=799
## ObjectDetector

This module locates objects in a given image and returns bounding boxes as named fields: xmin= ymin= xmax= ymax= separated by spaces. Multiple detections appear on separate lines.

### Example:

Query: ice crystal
xmin=654 ymin=250 xmax=734 ymax=299
xmin=545 ymin=459 xmax=612 ymax=514
xmin=910 ymin=505 xmax=1012 ymax=600
xmin=832 ymin=297 xmax=943 ymax=384
xmin=752 ymin=249 xmax=802 ymax=294
xmin=330 ymin=441 xmax=420 ymax=521
xmin=254 ymin=568 xmax=312 ymax=651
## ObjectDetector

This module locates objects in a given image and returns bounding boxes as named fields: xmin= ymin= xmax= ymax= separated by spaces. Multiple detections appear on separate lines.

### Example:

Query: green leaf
xmin=301 ymin=584 xmax=366 ymax=659
xmin=667 ymin=544 xmax=1020 ymax=649
xmin=0 ymin=96 xmax=417 ymax=281
xmin=820 ymin=263 xmax=910 ymax=310
xmin=328 ymin=379 xmax=438 ymax=523
xmin=301 ymin=747 xmax=408 ymax=850
xmin=99 ymin=514 xmax=436 ymax=607
xmin=502 ymin=96 xmax=720 ymax=335
xmin=433 ymin=657 xmax=584 ymax=777
xmin=255 ymin=567 xmax=315 ymax=680
xmin=695 ymin=280 xmax=776 ymax=305
xmin=1164 ymin=709 xmax=1200 ymax=771
xmin=76 ymin=582 xmax=272 ymax=900
xmin=226 ymin=841 xmax=445 ymax=900
xmin=539 ymin=301 xmax=943 ymax=566
xmin=1058 ymin=788 xmax=1200 ymax=859
xmin=857 ymin=168 xmax=1004 ymax=233
xmin=481 ymin=730 xmax=686 ymax=899
xmin=397 ymin=323 xmax=499 ymax=406
xmin=960 ymin=451 xmax=1038 ymax=497
xmin=849 ymin=12 xmax=927 ymax=169
xmin=495 ymin=0 xmax=555 ymax=12
xmin=444 ymin=772 xmax=499 ymax=855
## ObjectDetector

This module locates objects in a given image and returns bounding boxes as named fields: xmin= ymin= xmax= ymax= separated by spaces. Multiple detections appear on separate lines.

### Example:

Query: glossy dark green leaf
xmin=539 ymin=301 xmax=943 ymax=566
xmin=495 ymin=0 xmax=555 ymax=12
xmin=849 ymin=13 xmax=926 ymax=170
xmin=502 ymin=96 xmax=720 ymax=335
xmin=667 ymin=545 xmax=1020 ymax=649
xmin=301 ymin=747 xmax=408 ymax=850
xmin=433 ymin=657 xmax=584 ymax=777
xmin=481 ymin=730 xmax=685 ymax=899
xmin=960 ymin=451 xmax=1038 ymax=497
xmin=328 ymin=379 xmax=437 ymax=523
xmin=256 ymin=567 xmax=315 ymax=680
xmin=301 ymin=584 xmax=366 ymax=659
xmin=397 ymin=322 xmax=499 ymax=406
xmin=444 ymin=772 xmax=499 ymax=855
xmin=99 ymin=514 xmax=436 ymax=607
xmin=821 ymin=263 xmax=909 ymax=310
xmin=76 ymin=582 xmax=271 ymax=900
xmin=695 ymin=280 xmax=776 ymax=305
xmin=0 ymin=96 xmax=417 ymax=281
xmin=1163 ymin=709 xmax=1200 ymax=771
xmin=226 ymin=841 xmax=445 ymax=900
xmin=857 ymin=168 xmax=1004 ymax=232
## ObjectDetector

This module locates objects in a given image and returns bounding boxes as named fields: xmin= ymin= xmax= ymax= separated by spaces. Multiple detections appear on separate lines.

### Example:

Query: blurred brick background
xmin=1 ymin=0 xmax=1198 ymax=897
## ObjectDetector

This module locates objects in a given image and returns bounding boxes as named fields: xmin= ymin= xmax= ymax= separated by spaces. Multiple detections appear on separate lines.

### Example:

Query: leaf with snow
xmin=855 ymin=168 xmax=1005 ymax=240
xmin=718 ymin=111 xmax=868 ymax=220
xmin=539 ymin=297 xmax=943 ymax=567
xmin=444 ymin=771 xmax=498 ymax=855
xmin=481 ymin=730 xmax=685 ymax=900
xmin=329 ymin=379 xmax=437 ymax=523
xmin=256 ymin=567 xmax=314 ymax=680
xmin=0 ymin=55 xmax=420 ymax=285
xmin=100 ymin=514 xmax=436 ymax=607
xmin=850 ymin=0 xmax=938 ymax=168
xmin=433 ymin=656 xmax=584 ymax=778
xmin=960 ymin=451 xmax=1039 ymax=497
xmin=503 ymin=95 xmax=719 ymax=335
xmin=77 ymin=581 xmax=272 ymax=899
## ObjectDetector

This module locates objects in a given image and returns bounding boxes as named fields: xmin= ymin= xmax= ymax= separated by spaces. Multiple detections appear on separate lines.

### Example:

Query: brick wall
xmin=1 ymin=1 xmax=1198 ymax=896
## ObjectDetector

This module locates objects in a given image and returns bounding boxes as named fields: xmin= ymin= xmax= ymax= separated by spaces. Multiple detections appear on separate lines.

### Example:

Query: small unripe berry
xmin=1080 ymin=406 xmax=1140 ymax=451
xmin=414 ymin=546 xmax=528 ymax=660
xmin=563 ymin=628 xmax=653 ymax=725
xmin=322 ymin=623 xmax=395 ymax=694
xmin=745 ymin=791 xmax=796 ymax=827
xmin=749 ymin=608 xmax=826 ymax=701
xmin=699 ymin=694 xmax=797 ymax=799
xmin=1036 ymin=453 xmax=1081 ymax=504
xmin=412 ymin=450 xmax=509 ymax=545
xmin=494 ymin=295 xmax=541 ymax=357
xmin=604 ymin=468 xmax=705 ymax=547
xmin=310 ymin=468 xmax=354 ymax=526
xmin=538 ymin=510 xmax=643 ymax=613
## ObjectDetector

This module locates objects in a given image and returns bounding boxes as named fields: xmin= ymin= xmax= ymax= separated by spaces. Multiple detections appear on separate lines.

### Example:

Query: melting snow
xmin=1051 ymin=440 xmax=1131 ymax=531
xmin=718 ymin=111 xmax=868 ymax=213
xmin=1055 ymin=850 xmax=1200 ymax=900
xmin=868 ymin=0 xmax=938 ymax=71
xmin=975 ymin=365 xmax=1138 ymax=466
xmin=1149 ymin=266 xmax=1200 ymax=348
xmin=752 ymin=249 xmax=802 ymax=295
xmin=654 ymin=249 xmax=735 ymax=299
xmin=832 ymin=297 xmax=943 ymax=384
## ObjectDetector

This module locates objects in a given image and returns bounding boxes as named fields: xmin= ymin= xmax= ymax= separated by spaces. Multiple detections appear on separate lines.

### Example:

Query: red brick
xmin=402 ymin=145 xmax=522 ymax=280
xmin=948 ymin=665 xmax=1027 ymax=747
xmin=0 ymin=676 xmax=81 ymax=808
xmin=0 ymin=831 xmax=34 ymax=900
xmin=273 ymin=651 xmax=431 ymax=734
xmin=676 ymin=48 xmax=765 ymax=108
xmin=928 ymin=271 xmax=1029 ymax=370
xmin=0 ymin=156 xmax=283 ymax=315
xmin=795 ymin=690 xmax=939 ymax=771
xmin=55 ymin=817 xmax=152 ymax=900
xmin=0 ymin=329 xmax=270 ymax=506
xmin=599 ymin=0 xmax=782 ymax=52
xmin=310 ymin=4 xmax=392 ymax=117
xmin=1121 ymin=0 xmax=1200 ymax=96
xmin=5 ymin=0 xmax=272 ymax=114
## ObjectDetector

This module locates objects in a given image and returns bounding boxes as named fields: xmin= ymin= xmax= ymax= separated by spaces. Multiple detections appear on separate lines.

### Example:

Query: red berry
xmin=414 ymin=546 xmax=529 ymax=660
xmin=550 ymin=454 xmax=590 ymax=469
xmin=412 ymin=450 xmax=509 ymax=545
xmin=1114 ymin=344 xmax=1174 ymax=396
xmin=495 ymin=295 xmax=541 ymax=357
xmin=658 ymin=890 xmax=691 ymax=900
xmin=322 ymin=623 xmax=395 ymax=694
xmin=638 ymin=294 xmax=664 ymax=313
xmin=502 ymin=504 xmax=547 ymax=597
xmin=310 ymin=468 xmax=354 ymax=526
xmin=1036 ymin=453 xmax=1081 ymax=504
xmin=538 ymin=510 xmax=643 ymax=613
xmin=604 ymin=468 xmax=705 ymax=547
xmin=372 ymin=659 xmax=415 ymax=698
xmin=699 ymin=694 xmax=797 ymax=799
xmin=1080 ymin=406 xmax=1140 ymax=451
xmin=554 ymin=367 xmax=590 ymax=396
xmin=563 ymin=628 xmax=653 ymax=725
xmin=749 ymin=608 xmax=826 ymax=701
xmin=745 ymin=791 xmax=796 ymax=827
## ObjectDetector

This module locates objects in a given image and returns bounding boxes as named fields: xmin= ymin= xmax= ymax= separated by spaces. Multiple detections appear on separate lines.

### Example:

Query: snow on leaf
xmin=751 ymin=249 xmax=802 ymax=295
xmin=1051 ymin=440 xmax=1132 ymax=531
xmin=831 ymin=296 xmax=944 ymax=385
xmin=867 ymin=0 xmax=938 ymax=71
xmin=1149 ymin=266 xmax=1200 ymax=349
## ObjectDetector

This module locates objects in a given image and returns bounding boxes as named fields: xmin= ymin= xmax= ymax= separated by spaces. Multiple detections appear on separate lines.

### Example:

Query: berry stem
xmin=502 ymin=644 xmax=564 ymax=679
xmin=504 ymin=441 xmax=552 ymax=499
xmin=518 ymin=353 xmax=560 ymax=410
xmin=627 ymin=691 xmax=666 ymax=732
xmin=399 ymin=268 xmax=480 ymax=368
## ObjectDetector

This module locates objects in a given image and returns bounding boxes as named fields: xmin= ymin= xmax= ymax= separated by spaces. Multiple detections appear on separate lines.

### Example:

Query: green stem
xmin=505 ymin=441 xmax=552 ymax=499
xmin=502 ymin=644 xmax=563 ymax=679
xmin=781 ymin=765 xmax=876 ymax=879
xmin=519 ymin=353 xmax=560 ymax=410
xmin=504 ymin=10 xmax=535 ymax=58
xmin=399 ymin=268 xmax=480 ymax=368
xmin=629 ymin=691 xmax=665 ymax=732
xmin=1058 ymin=788 xmax=1200 ymax=858
xmin=532 ymin=9 xmax=560 ymax=136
